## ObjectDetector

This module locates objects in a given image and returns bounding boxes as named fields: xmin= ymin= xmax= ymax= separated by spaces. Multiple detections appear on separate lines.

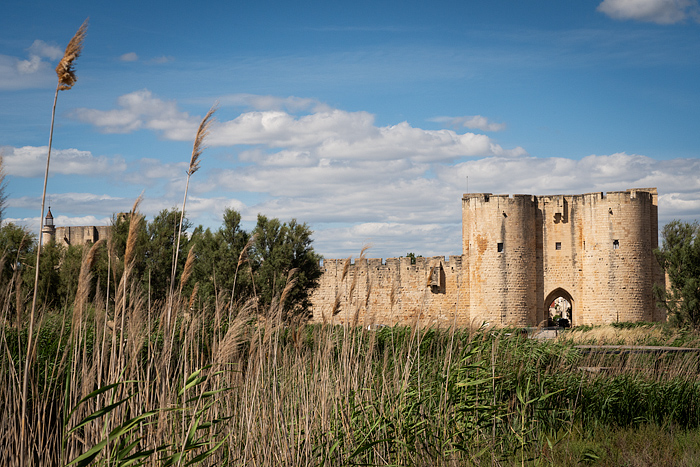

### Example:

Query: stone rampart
xmin=311 ymin=188 xmax=666 ymax=327
xmin=55 ymin=225 xmax=111 ymax=247
xmin=310 ymin=255 xmax=470 ymax=326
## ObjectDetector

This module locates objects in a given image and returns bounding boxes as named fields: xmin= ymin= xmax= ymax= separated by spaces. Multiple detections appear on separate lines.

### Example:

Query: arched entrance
xmin=544 ymin=288 xmax=574 ymax=327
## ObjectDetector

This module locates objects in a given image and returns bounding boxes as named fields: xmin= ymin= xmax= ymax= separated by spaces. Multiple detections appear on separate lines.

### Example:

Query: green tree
xmin=109 ymin=212 xmax=148 ymax=290
xmin=0 ymin=223 xmax=35 ymax=285
xmin=108 ymin=209 xmax=191 ymax=303
xmin=145 ymin=209 xmax=192 ymax=303
xmin=57 ymin=244 xmax=84 ymax=305
xmin=190 ymin=208 xmax=251 ymax=309
xmin=251 ymin=215 xmax=322 ymax=320
xmin=22 ymin=240 xmax=64 ymax=309
xmin=0 ymin=223 xmax=35 ymax=316
xmin=655 ymin=220 xmax=700 ymax=328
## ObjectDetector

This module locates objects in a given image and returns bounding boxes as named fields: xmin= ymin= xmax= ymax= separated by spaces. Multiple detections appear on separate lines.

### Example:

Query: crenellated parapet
xmin=311 ymin=188 xmax=665 ymax=327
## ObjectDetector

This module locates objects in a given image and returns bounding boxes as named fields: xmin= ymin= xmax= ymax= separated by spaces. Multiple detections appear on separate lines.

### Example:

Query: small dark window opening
xmin=555 ymin=242 xmax=562 ymax=250
xmin=497 ymin=242 xmax=504 ymax=253
xmin=613 ymin=239 xmax=619 ymax=250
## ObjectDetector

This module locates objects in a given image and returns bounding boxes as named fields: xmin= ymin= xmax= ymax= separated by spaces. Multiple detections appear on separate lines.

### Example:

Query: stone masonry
xmin=310 ymin=188 xmax=665 ymax=327
xmin=41 ymin=208 xmax=111 ymax=247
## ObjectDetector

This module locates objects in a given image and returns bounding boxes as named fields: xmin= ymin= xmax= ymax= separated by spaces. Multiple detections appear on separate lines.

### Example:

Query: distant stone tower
xmin=41 ymin=207 xmax=56 ymax=245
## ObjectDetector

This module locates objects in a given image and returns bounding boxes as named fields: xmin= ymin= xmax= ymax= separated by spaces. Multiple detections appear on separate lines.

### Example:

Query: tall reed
xmin=166 ymin=104 xmax=217 ymax=328
xmin=22 ymin=19 xmax=88 ymax=467
xmin=3 ymin=219 xmax=700 ymax=466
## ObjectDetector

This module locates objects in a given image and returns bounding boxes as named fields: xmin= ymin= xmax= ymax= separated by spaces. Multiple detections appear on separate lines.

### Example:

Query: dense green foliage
xmin=1 ymin=207 xmax=322 ymax=320
xmin=655 ymin=220 xmax=700 ymax=328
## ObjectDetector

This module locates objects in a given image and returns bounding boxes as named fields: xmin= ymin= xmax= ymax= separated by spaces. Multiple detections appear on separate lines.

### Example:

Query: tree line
xmin=0 ymin=208 xmax=322 ymax=321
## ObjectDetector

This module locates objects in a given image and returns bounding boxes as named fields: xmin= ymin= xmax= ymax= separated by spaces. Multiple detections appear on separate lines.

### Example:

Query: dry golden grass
xmin=55 ymin=19 xmax=88 ymax=91
xmin=188 ymin=104 xmax=217 ymax=176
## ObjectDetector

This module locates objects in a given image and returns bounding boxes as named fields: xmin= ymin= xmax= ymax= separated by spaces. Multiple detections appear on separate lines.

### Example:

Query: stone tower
xmin=462 ymin=194 xmax=538 ymax=326
xmin=462 ymin=189 xmax=663 ymax=326
xmin=41 ymin=207 xmax=56 ymax=245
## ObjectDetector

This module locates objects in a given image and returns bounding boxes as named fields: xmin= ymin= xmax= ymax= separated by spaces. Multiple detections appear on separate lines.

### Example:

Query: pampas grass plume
xmin=56 ymin=19 xmax=88 ymax=91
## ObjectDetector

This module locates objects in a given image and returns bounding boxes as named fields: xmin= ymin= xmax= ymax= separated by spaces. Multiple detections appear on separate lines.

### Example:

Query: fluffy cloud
xmin=201 ymin=151 xmax=700 ymax=257
xmin=210 ymin=111 xmax=524 ymax=161
xmin=72 ymin=89 xmax=198 ymax=137
xmin=597 ymin=0 xmax=700 ymax=24
xmin=430 ymin=115 xmax=506 ymax=132
xmin=74 ymin=90 xmax=524 ymax=161
xmin=1 ymin=146 xmax=127 ymax=177
xmin=0 ymin=39 xmax=63 ymax=90
xmin=26 ymin=92 xmax=700 ymax=258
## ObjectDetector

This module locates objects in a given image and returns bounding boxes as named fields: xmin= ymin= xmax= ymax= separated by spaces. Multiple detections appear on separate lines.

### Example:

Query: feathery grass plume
xmin=279 ymin=268 xmax=299 ymax=306
xmin=216 ymin=299 xmax=254 ymax=364
xmin=341 ymin=256 xmax=351 ymax=282
xmin=55 ymin=19 xmax=88 ymax=91
xmin=348 ymin=247 xmax=369 ymax=304
xmin=332 ymin=293 xmax=342 ymax=316
xmin=124 ymin=194 xmax=144 ymax=268
xmin=188 ymin=282 xmax=200 ymax=311
xmin=23 ymin=19 xmax=88 ymax=467
xmin=178 ymin=245 xmax=196 ymax=297
xmin=238 ymin=234 xmax=256 ymax=267
xmin=364 ymin=280 xmax=372 ymax=309
xmin=167 ymin=103 xmax=217 ymax=327
xmin=228 ymin=233 xmax=256 ymax=315
xmin=72 ymin=239 xmax=105 ymax=332
xmin=359 ymin=244 xmax=372 ymax=258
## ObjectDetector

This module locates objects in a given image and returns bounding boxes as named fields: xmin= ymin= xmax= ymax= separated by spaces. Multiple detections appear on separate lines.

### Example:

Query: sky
xmin=1 ymin=0 xmax=700 ymax=259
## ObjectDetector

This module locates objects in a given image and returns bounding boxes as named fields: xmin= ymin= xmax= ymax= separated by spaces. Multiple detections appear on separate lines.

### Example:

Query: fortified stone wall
xmin=311 ymin=188 xmax=665 ymax=327
xmin=55 ymin=225 xmax=111 ymax=247
xmin=310 ymin=256 xmax=470 ymax=327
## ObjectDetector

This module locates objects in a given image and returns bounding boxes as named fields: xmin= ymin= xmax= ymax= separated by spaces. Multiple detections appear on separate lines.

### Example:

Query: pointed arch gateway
xmin=544 ymin=288 xmax=574 ymax=327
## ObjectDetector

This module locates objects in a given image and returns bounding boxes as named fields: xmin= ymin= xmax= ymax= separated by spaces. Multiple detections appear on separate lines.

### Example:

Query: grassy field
xmin=2 ymin=265 xmax=700 ymax=467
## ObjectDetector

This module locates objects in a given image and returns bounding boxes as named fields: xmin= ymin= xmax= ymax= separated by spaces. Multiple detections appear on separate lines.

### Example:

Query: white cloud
xmin=597 ymin=0 xmax=700 ymax=24
xmin=1 ymin=146 xmax=127 ymax=177
xmin=121 ymin=158 xmax=189 ymax=187
xmin=72 ymin=89 xmax=198 ymax=137
xmin=0 ymin=39 xmax=63 ymax=90
xmin=120 ymin=52 xmax=139 ymax=62
xmin=210 ymin=110 xmax=524 ymax=161
xmin=430 ymin=115 xmax=507 ymax=132
xmin=74 ymin=91 xmax=526 ymax=163
xmin=58 ymin=92 xmax=700 ymax=258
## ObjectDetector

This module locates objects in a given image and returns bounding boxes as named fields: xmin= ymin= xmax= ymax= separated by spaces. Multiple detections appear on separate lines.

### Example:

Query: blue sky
xmin=2 ymin=0 xmax=700 ymax=258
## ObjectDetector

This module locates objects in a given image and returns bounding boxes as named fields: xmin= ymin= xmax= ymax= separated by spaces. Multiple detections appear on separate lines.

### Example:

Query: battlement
xmin=462 ymin=193 xmax=537 ymax=203
xmin=312 ymin=187 xmax=665 ymax=327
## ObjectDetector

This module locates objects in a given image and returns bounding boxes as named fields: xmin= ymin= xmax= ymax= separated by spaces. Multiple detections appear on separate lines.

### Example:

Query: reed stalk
xmin=21 ymin=19 xmax=87 ymax=467
xmin=166 ymin=104 xmax=217 ymax=328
